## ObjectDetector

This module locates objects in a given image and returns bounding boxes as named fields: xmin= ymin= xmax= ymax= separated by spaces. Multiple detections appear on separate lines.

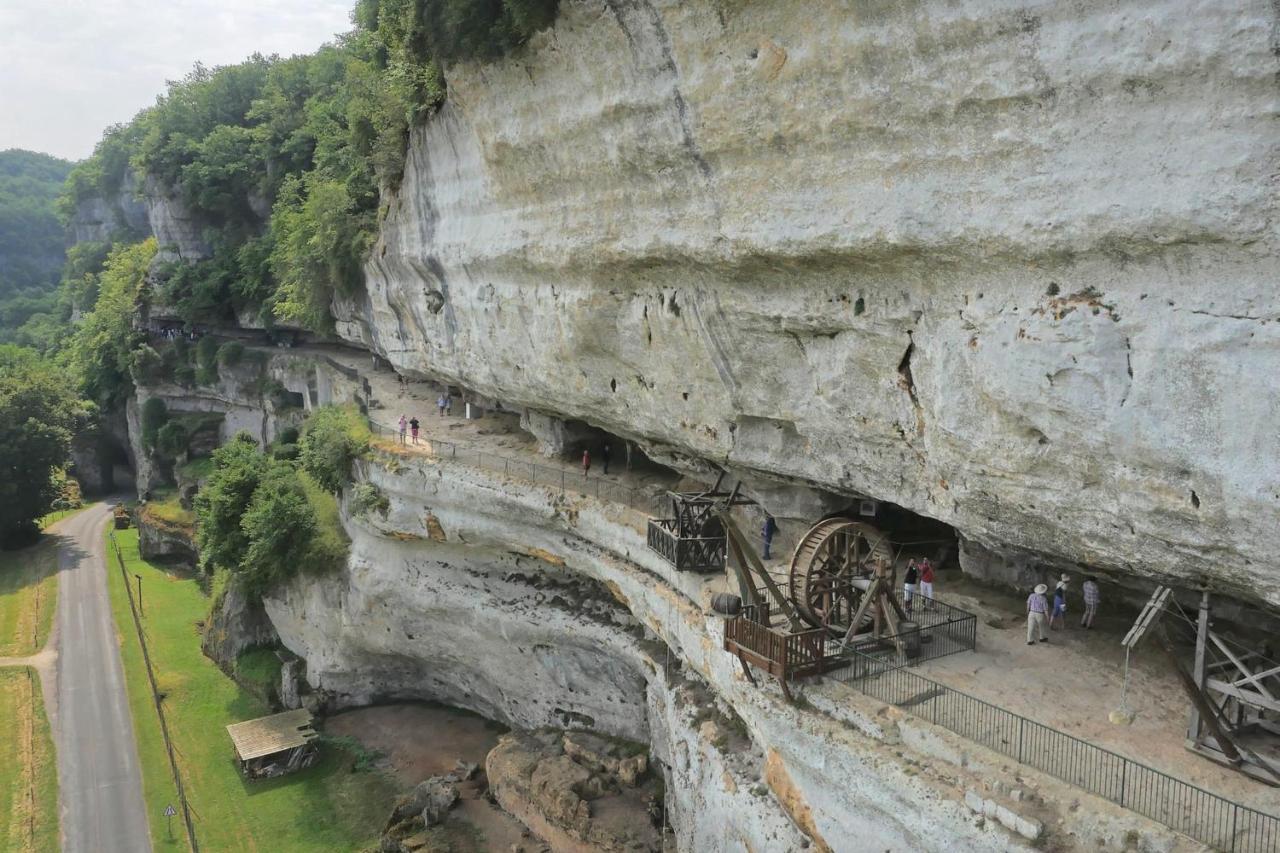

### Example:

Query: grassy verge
xmin=39 ymin=504 xmax=88 ymax=529
xmin=105 ymin=528 xmax=399 ymax=851
xmin=139 ymin=495 xmax=196 ymax=532
xmin=0 ymin=540 xmax=58 ymax=657
xmin=0 ymin=668 xmax=59 ymax=852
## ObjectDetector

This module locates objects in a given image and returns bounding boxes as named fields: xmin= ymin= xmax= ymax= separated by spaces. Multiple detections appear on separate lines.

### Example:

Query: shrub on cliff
xmin=140 ymin=397 xmax=168 ymax=451
xmin=194 ymin=434 xmax=263 ymax=571
xmin=216 ymin=341 xmax=244 ymax=367
xmin=67 ymin=239 xmax=156 ymax=405
xmin=298 ymin=405 xmax=371 ymax=493
xmin=155 ymin=421 xmax=190 ymax=460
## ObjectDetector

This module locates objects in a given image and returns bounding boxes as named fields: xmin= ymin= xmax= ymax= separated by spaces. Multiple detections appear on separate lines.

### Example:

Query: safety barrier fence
xmin=843 ymin=660 xmax=1278 ymax=853
xmin=368 ymin=419 xmax=663 ymax=514
xmin=827 ymin=593 xmax=979 ymax=679
xmin=109 ymin=530 xmax=200 ymax=852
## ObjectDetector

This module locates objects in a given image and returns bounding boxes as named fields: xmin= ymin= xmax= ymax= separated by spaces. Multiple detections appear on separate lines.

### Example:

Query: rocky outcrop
xmin=136 ymin=510 xmax=197 ymax=565
xmin=202 ymin=577 xmax=279 ymax=672
xmin=70 ymin=171 xmax=149 ymax=244
xmin=335 ymin=0 xmax=1280 ymax=607
xmin=486 ymin=730 xmax=660 ymax=852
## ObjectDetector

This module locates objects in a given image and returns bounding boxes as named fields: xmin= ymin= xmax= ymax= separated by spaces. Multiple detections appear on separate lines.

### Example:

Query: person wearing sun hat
xmin=1050 ymin=574 xmax=1070 ymax=629
xmin=1027 ymin=583 xmax=1051 ymax=645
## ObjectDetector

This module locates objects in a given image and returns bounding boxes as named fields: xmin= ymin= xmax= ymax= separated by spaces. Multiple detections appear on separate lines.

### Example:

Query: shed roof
xmin=226 ymin=709 xmax=317 ymax=761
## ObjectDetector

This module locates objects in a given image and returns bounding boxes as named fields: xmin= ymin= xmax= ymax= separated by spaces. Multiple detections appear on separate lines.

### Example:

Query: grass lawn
xmin=105 ymin=529 xmax=401 ymax=851
xmin=0 ymin=540 xmax=58 ymax=657
xmin=0 ymin=667 xmax=59 ymax=852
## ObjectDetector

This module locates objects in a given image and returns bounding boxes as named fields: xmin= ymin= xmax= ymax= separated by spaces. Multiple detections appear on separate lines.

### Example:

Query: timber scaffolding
xmin=646 ymin=477 xmax=754 ymax=572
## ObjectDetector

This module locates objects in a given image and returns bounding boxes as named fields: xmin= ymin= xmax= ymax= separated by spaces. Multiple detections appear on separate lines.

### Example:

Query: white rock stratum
xmin=334 ymin=0 xmax=1280 ymax=607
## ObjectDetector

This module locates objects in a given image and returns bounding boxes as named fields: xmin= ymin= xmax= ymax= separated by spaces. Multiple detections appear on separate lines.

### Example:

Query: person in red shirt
xmin=582 ymin=448 xmax=591 ymax=478
xmin=919 ymin=558 xmax=936 ymax=608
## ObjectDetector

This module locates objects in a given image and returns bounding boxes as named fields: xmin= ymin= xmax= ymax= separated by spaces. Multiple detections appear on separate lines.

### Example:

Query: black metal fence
xmin=845 ymin=661 xmax=1278 ymax=853
xmin=827 ymin=592 xmax=978 ymax=679
xmin=368 ymin=420 xmax=662 ymax=514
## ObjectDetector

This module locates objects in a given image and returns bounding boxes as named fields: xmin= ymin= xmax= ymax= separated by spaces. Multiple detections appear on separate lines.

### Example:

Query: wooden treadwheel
xmin=787 ymin=518 xmax=893 ymax=634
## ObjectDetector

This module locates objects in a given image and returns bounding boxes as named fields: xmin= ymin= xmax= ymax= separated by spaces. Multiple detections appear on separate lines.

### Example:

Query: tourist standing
xmin=762 ymin=515 xmax=777 ymax=560
xmin=398 ymin=414 xmax=407 ymax=444
xmin=582 ymin=448 xmax=591 ymax=478
xmin=919 ymin=557 xmax=935 ymax=607
xmin=904 ymin=559 xmax=919 ymax=612
xmin=437 ymin=394 xmax=447 ymax=417
xmin=1081 ymin=576 xmax=1101 ymax=629
xmin=602 ymin=444 xmax=611 ymax=475
xmin=409 ymin=416 xmax=420 ymax=445
xmin=1050 ymin=575 xmax=1069 ymax=629
xmin=1027 ymin=584 xmax=1050 ymax=644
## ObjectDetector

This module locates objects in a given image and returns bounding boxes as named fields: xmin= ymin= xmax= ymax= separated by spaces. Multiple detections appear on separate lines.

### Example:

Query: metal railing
xmin=829 ymin=592 xmax=979 ymax=679
xmin=646 ymin=517 xmax=727 ymax=572
xmin=845 ymin=660 xmax=1278 ymax=853
xmin=368 ymin=420 xmax=663 ymax=514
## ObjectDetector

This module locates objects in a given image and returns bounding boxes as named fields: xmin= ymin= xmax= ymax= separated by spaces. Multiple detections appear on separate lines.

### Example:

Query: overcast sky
xmin=0 ymin=0 xmax=354 ymax=162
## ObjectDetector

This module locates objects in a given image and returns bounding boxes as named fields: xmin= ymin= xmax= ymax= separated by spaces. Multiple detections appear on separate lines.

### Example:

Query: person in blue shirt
xmin=762 ymin=515 xmax=777 ymax=560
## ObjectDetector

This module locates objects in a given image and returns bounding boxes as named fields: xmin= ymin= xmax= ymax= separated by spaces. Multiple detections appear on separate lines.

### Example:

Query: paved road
xmin=50 ymin=503 xmax=151 ymax=852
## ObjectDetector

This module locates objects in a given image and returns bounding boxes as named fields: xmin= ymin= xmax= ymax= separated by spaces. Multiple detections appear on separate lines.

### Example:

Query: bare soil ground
xmin=917 ymin=571 xmax=1277 ymax=812
xmin=324 ymin=703 xmax=542 ymax=852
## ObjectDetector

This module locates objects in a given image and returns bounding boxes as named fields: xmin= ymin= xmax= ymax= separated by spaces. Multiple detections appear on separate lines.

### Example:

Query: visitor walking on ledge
xmin=904 ymin=559 xmax=919 ymax=612
xmin=409 ymin=416 xmax=420 ymax=445
xmin=919 ymin=557 xmax=935 ymax=608
xmin=1050 ymin=574 xmax=1069 ymax=629
xmin=1081 ymin=576 xmax=1100 ymax=629
xmin=1027 ymin=584 xmax=1050 ymax=644
xmin=398 ymin=414 xmax=407 ymax=444
xmin=582 ymin=448 xmax=592 ymax=478
xmin=762 ymin=515 xmax=777 ymax=560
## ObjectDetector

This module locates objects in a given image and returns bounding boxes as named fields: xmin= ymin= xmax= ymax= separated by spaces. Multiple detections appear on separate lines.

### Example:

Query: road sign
xmin=164 ymin=804 xmax=176 ymax=839
xmin=163 ymin=805 xmax=176 ymax=817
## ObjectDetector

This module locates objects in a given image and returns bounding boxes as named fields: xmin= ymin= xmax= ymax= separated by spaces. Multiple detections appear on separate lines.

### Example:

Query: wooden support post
xmin=1188 ymin=588 xmax=1210 ymax=742
xmin=737 ymin=651 xmax=758 ymax=687
xmin=719 ymin=511 xmax=801 ymax=631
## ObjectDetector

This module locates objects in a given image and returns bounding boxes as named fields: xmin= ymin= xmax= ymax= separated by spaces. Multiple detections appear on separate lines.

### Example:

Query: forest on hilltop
xmin=0 ymin=149 xmax=73 ymax=349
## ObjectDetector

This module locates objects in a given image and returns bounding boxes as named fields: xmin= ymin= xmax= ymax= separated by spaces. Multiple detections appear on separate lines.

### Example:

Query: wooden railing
xmin=723 ymin=601 xmax=835 ymax=681
xmin=646 ymin=518 xmax=727 ymax=572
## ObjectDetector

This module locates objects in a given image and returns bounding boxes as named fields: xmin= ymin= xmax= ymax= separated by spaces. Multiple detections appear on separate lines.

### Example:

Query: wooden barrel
xmin=710 ymin=593 xmax=742 ymax=617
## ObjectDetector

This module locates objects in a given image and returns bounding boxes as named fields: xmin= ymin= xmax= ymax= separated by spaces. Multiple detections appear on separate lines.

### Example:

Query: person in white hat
xmin=1027 ymin=583 xmax=1050 ymax=645
xmin=1050 ymin=574 xmax=1069 ymax=630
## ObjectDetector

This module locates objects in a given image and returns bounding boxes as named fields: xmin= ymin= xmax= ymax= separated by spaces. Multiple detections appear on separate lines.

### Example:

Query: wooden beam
xmin=841 ymin=578 xmax=881 ymax=645
xmin=1206 ymin=679 xmax=1280 ymax=715
xmin=719 ymin=510 xmax=801 ymax=631
xmin=1188 ymin=589 xmax=1210 ymax=741
xmin=1158 ymin=625 xmax=1242 ymax=765
xmin=1209 ymin=632 xmax=1278 ymax=702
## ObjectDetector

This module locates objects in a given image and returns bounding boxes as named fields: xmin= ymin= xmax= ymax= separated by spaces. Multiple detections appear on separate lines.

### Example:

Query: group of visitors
xmin=156 ymin=327 xmax=198 ymax=341
xmin=395 ymin=392 xmax=457 ymax=445
xmin=903 ymin=556 xmax=936 ymax=612
xmin=1026 ymin=575 xmax=1101 ymax=644
xmin=397 ymin=414 xmax=421 ymax=444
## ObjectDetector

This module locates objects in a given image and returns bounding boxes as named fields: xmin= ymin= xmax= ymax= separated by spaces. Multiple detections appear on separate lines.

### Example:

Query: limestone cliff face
xmin=335 ymin=0 xmax=1280 ymax=606
xmin=70 ymin=171 xmax=150 ymax=245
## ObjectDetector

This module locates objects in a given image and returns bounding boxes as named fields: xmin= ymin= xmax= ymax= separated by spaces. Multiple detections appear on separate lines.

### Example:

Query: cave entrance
xmin=841 ymin=497 xmax=959 ymax=571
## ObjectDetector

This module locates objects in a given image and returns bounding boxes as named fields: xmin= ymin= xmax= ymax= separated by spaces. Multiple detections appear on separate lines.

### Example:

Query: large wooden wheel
xmin=788 ymin=518 xmax=893 ymax=634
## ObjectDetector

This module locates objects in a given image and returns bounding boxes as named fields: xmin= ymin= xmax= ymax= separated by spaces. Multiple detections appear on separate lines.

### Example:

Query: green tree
xmin=298 ymin=405 xmax=370 ymax=492
xmin=194 ymin=434 xmax=265 ymax=571
xmin=68 ymin=239 xmax=157 ymax=405
xmin=140 ymin=397 xmax=169 ymax=451
xmin=0 ymin=346 xmax=80 ymax=546
xmin=239 ymin=464 xmax=319 ymax=595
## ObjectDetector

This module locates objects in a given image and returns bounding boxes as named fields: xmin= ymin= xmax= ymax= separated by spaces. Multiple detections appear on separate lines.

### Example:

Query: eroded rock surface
xmin=335 ymin=0 xmax=1280 ymax=605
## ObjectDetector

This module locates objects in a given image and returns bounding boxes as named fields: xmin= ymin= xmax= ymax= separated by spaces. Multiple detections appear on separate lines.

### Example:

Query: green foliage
xmin=128 ymin=344 xmax=165 ymax=385
xmin=154 ymin=421 xmax=190 ymax=459
xmin=67 ymin=239 xmax=157 ymax=405
xmin=194 ymin=335 xmax=219 ymax=384
xmin=139 ymin=397 xmax=168 ymax=451
xmin=349 ymin=481 xmax=389 ymax=518
xmin=239 ymin=463 xmax=318 ymax=595
xmin=216 ymin=340 xmax=244 ymax=367
xmin=0 ymin=150 xmax=74 ymax=351
xmin=194 ymin=434 xmax=262 ymax=571
xmin=0 ymin=346 xmax=80 ymax=547
xmin=194 ymin=433 xmax=348 ymax=597
xmin=298 ymin=405 xmax=371 ymax=493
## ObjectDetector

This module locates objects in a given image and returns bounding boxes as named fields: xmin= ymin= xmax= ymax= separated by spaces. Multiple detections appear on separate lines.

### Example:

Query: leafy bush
xmin=195 ymin=336 xmax=220 ymax=384
xmin=349 ymin=482 xmax=389 ymax=518
xmin=239 ymin=463 xmax=318 ymax=595
xmin=129 ymin=344 xmax=165 ymax=385
xmin=140 ymin=397 xmax=169 ymax=451
xmin=298 ymin=405 xmax=371 ymax=493
xmin=194 ymin=434 xmax=263 ymax=571
xmin=67 ymin=239 xmax=156 ymax=405
xmin=155 ymin=421 xmax=190 ymax=460
xmin=277 ymin=425 xmax=299 ymax=445
xmin=217 ymin=340 xmax=244 ymax=367
xmin=172 ymin=363 xmax=196 ymax=387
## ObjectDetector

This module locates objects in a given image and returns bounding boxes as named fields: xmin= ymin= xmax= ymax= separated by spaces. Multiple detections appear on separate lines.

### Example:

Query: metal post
xmin=1188 ymin=588 xmax=1210 ymax=742
xmin=1119 ymin=760 xmax=1127 ymax=808
xmin=135 ymin=574 xmax=143 ymax=617
xmin=1017 ymin=716 xmax=1025 ymax=764
xmin=561 ymin=471 xmax=565 ymax=493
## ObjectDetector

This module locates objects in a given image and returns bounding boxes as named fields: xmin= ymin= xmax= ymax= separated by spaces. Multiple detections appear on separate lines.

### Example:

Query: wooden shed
xmin=226 ymin=709 xmax=318 ymax=779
